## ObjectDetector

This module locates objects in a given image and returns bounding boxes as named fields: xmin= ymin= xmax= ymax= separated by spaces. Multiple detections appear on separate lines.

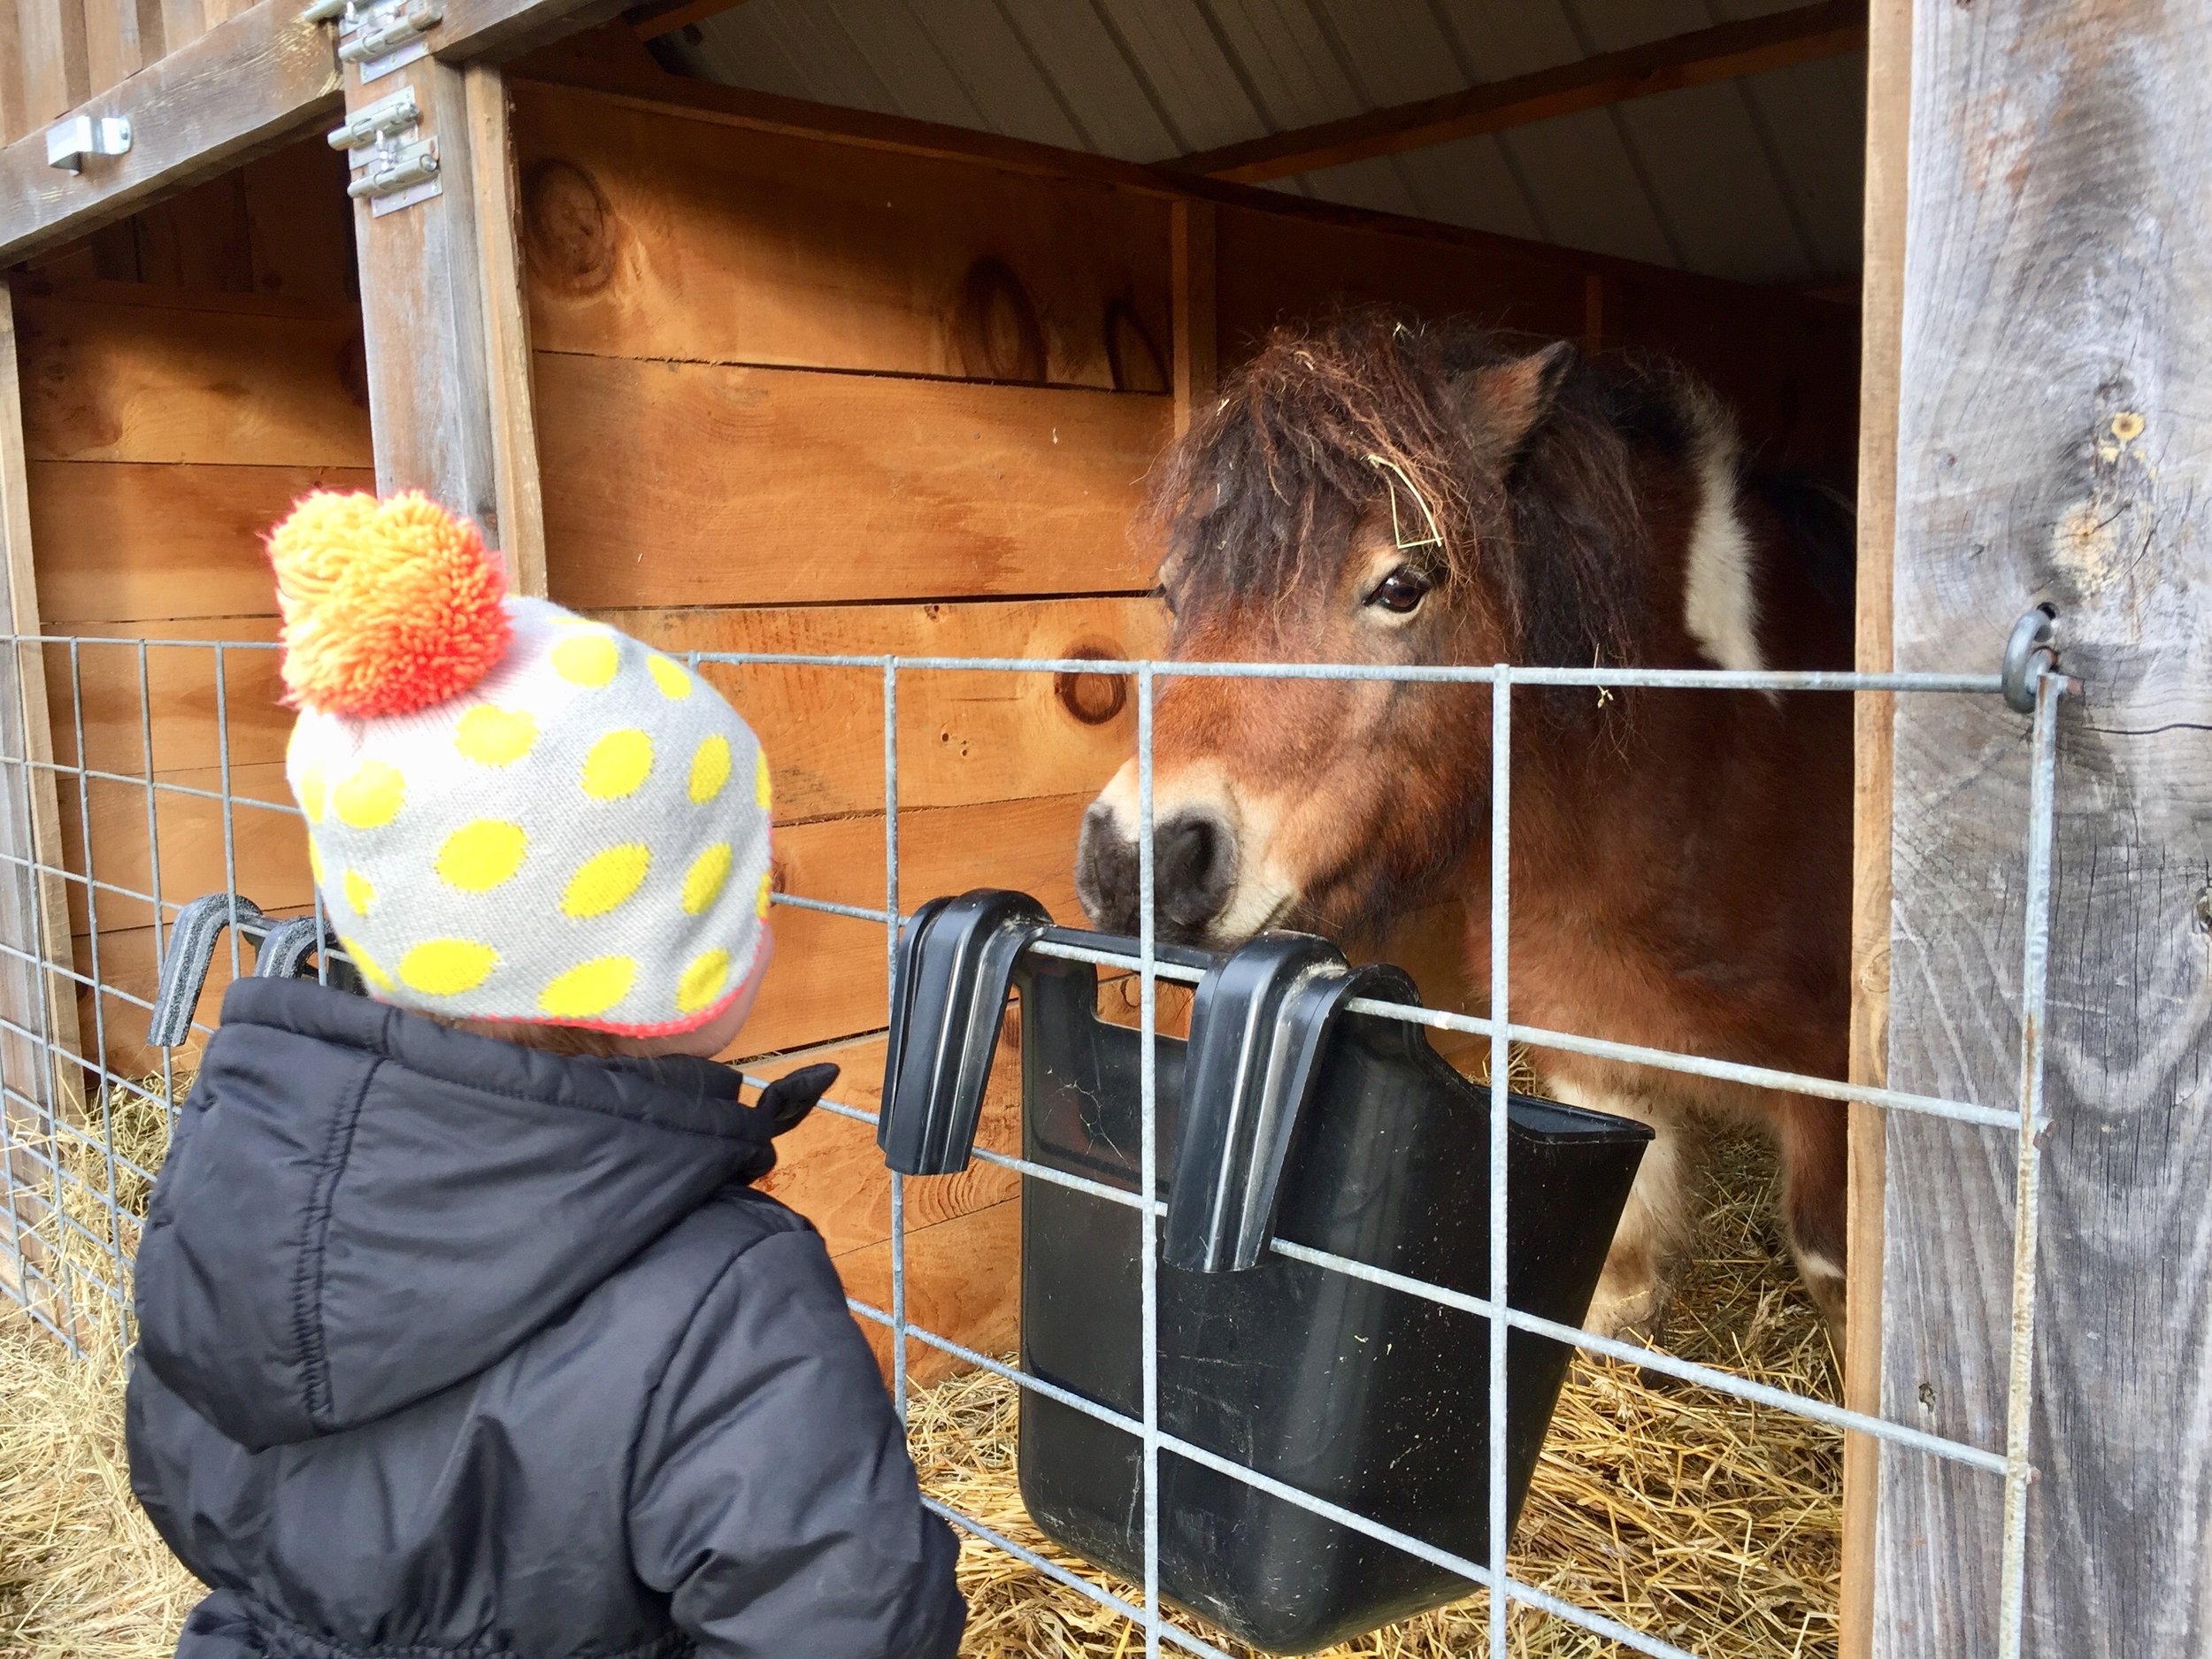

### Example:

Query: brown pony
xmin=1074 ymin=311 xmax=1854 ymax=1339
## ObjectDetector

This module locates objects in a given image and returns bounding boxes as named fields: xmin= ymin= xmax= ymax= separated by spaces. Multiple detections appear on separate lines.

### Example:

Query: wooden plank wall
xmin=511 ymin=78 xmax=1172 ymax=1379
xmin=8 ymin=132 xmax=365 ymax=1082
xmin=0 ymin=0 xmax=250 ymax=146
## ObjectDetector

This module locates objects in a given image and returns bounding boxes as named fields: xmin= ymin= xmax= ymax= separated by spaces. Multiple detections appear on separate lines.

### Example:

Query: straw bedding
xmin=3 ymin=1075 xmax=200 ymax=1659
xmin=2 ymin=1078 xmax=1838 ymax=1659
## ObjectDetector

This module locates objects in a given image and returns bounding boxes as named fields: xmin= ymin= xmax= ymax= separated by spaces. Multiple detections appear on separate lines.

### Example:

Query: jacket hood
xmin=134 ymin=978 xmax=786 ymax=1451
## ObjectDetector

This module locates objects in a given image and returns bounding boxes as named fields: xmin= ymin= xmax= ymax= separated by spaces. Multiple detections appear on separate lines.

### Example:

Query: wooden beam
xmin=345 ymin=58 xmax=496 ymax=529
xmin=345 ymin=59 xmax=542 ymax=566
xmin=0 ymin=0 xmax=339 ymax=267
xmin=424 ymin=0 xmax=629 ymax=65
xmin=1877 ymin=3 xmax=2212 ymax=1655
xmin=1838 ymin=0 xmax=1908 ymax=1653
xmin=0 ymin=282 xmax=86 ymax=1120
xmin=1176 ymin=0 xmax=1868 ymax=185
xmin=627 ymin=0 xmax=751 ymax=44
xmin=462 ymin=65 xmax=544 ymax=595
xmin=1170 ymin=198 xmax=1214 ymax=441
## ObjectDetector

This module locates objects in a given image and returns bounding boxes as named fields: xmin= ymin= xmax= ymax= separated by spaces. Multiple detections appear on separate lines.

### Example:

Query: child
xmin=126 ymin=493 xmax=966 ymax=1659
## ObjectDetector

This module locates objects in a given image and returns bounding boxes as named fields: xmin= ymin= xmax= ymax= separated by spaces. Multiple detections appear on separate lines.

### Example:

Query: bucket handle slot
xmin=878 ymin=888 xmax=1431 ymax=1275
xmin=148 ymin=894 xmax=367 ymax=1048
xmin=1166 ymin=938 xmax=1415 ymax=1273
xmin=878 ymin=889 xmax=1051 ymax=1175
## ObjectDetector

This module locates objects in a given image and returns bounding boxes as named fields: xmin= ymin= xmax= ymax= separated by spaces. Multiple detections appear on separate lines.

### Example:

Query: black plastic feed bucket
xmin=879 ymin=890 xmax=1651 ymax=1654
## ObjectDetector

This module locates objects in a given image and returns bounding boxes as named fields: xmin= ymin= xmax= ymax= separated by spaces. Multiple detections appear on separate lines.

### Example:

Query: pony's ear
xmin=1460 ymin=340 xmax=1577 ymax=470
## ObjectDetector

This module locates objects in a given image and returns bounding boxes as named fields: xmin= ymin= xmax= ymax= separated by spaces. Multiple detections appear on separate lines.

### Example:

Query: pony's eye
xmin=1366 ymin=566 xmax=1432 ymax=614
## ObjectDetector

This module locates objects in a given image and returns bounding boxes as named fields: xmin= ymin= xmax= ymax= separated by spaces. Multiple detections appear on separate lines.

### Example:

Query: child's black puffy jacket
xmin=127 ymin=976 xmax=965 ymax=1659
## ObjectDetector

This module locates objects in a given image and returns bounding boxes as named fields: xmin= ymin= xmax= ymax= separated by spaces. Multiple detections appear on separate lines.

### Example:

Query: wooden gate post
xmin=1877 ymin=5 xmax=2212 ymax=1655
xmin=0 ymin=281 xmax=89 ymax=1308
xmin=1839 ymin=0 xmax=1909 ymax=1652
xmin=343 ymin=49 xmax=543 ymax=593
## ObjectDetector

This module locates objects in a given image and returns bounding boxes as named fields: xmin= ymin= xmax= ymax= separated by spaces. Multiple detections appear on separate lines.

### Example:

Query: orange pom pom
xmin=266 ymin=491 xmax=511 ymax=718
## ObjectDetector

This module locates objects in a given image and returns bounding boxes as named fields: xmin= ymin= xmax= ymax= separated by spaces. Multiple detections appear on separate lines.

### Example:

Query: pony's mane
xmin=1148 ymin=309 xmax=1694 ymax=674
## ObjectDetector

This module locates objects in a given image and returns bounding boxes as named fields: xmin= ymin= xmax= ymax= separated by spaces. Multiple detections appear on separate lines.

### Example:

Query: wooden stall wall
xmin=10 ymin=132 xmax=365 ymax=1082
xmin=511 ymin=74 xmax=1173 ymax=1379
xmin=0 ymin=0 xmax=258 ymax=147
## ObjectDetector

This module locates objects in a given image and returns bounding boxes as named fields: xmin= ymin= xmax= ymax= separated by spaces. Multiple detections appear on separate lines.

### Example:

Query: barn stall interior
xmin=0 ymin=3 xmax=2199 ymax=1659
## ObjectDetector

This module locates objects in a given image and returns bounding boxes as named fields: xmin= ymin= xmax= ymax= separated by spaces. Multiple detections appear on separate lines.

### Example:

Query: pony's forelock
xmin=1145 ymin=309 xmax=1652 ymax=676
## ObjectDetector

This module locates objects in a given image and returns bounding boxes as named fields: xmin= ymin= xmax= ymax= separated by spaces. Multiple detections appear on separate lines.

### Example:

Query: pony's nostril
xmin=1157 ymin=811 xmax=1238 ymax=934
xmin=1074 ymin=802 xmax=1141 ymax=933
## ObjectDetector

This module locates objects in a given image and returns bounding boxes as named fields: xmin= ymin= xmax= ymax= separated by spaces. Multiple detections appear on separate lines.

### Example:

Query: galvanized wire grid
xmin=0 ymin=634 xmax=2064 ymax=1659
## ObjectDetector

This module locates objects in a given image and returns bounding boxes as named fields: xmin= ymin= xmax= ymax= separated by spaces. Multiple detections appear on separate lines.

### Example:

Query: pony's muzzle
xmin=1075 ymin=800 xmax=1239 ymax=943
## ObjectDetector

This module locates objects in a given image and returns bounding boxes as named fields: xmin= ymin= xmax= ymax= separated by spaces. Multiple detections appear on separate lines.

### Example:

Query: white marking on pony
xmin=1795 ymin=1248 xmax=1845 ymax=1286
xmin=1544 ymin=1075 xmax=1696 ymax=1339
xmin=1678 ymin=387 xmax=1770 ymax=685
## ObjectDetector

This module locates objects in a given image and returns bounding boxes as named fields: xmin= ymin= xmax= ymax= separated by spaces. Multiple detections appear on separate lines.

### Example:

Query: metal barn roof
xmin=657 ymin=0 xmax=1867 ymax=288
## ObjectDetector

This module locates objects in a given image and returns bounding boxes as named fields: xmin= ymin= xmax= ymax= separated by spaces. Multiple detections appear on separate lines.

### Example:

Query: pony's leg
xmin=1544 ymin=1080 xmax=1695 ymax=1340
xmin=1776 ymin=1092 xmax=1848 ymax=1335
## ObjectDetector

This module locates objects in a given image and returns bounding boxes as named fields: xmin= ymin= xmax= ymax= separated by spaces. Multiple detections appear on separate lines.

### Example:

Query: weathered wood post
xmin=339 ymin=30 xmax=544 ymax=593
xmin=1876 ymin=4 xmax=2212 ymax=1655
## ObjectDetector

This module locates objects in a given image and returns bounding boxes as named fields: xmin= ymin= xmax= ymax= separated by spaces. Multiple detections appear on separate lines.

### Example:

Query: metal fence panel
xmin=0 ymin=631 xmax=2062 ymax=1659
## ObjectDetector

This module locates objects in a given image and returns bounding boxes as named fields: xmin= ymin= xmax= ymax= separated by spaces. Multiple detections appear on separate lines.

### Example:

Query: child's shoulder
xmin=641 ymin=1185 xmax=827 ymax=1286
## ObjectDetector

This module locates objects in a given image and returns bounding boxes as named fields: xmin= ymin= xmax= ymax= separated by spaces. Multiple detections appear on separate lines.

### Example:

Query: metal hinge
xmin=305 ymin=0 xmax=442 ymax=82
xmin=45 ymin=114 xmax=131 ymax=173
xmin=326 ymin=84 xmax=442 ymax=217
xmin=326 ymin=83 xmax=419 ymax=150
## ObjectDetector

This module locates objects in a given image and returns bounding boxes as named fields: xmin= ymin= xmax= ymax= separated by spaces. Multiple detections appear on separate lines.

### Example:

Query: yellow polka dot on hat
xmin=270 ymin=490 xmax=772 ymax=1037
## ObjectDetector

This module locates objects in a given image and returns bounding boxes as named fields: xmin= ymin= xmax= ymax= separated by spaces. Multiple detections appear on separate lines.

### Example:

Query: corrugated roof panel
xmin=1616 ymin=79 xmax=1819 ymax=283
xmin=1307 ymin=0 xmax=1466 ymax=105
xmin=1707 ymin=0 xmax=1824 ymax=25
xmin=1499 ymin=110 xmax=1678 ymax=268
xmin=1739 ymin=51 xmax=1867 ymax=279
xmin=879 ymin=0 xmax=1078 ymax=143
xmin=1201 ymin=0 xmax=1360 ymax=132
xmin=1565 ymin=0 xmax=1720 ymax=54
xmin=819 ymin=0 xmax=999 ymax=128
xmin=1391 ymin=137 xmax=1550 ymax=242
xmin=1087 ymin=0 xmax=1261 ymax=154
xmin=684 ymin=4 xmax=894 ymax=114
xmin=661 ymin=0 xmax=1864 ymax=283
xmin=985 ymin=4 xmax=1184 ymax=158
xmin=681 ymin=4 xmax=872 ymax=109
xmin=1430 ymin=0 xmax=1581 ymax=81
xmin=1288 ymin=152 xmax=1425 ymax=220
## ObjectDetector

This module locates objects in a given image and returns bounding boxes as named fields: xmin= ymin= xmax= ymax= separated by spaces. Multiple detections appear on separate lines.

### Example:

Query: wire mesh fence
xmin=0 ymin=630 xmax=2064 ymax=1659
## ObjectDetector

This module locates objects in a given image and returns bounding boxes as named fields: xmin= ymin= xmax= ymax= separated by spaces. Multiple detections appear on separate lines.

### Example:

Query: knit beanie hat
xmin=270 ymin=491 xmax=772 ymax=1038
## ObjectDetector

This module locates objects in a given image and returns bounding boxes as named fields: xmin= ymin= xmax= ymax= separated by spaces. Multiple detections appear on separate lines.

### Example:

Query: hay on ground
xmin=3 ymin=1071 xmax=201 ymax=1659
xmin=0 ymin=1309 xmax=203 ymax=1659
